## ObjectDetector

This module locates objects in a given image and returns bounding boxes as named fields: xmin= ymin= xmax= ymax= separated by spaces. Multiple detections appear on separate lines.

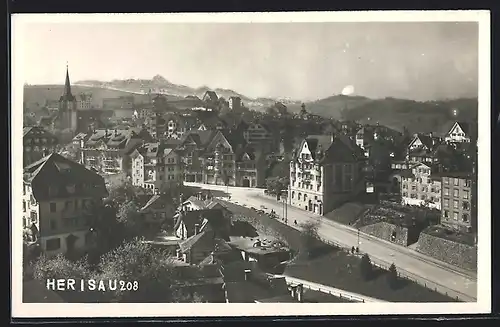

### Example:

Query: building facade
xmin=78 ymin=128 xmax=151 ymax=175
xmin=22 ymin=153 xmax=108 ymax=257
xmin=130 ymin=142 xmax=184 ymax=192
xmin=78 ymin=93 xmax=93 ymax=110
xmin=440 ymin=173 xmax=477 ymax=233
xmin=289 ymin=135 xmax=365 ymax=215
xmin=23 ymin=126 xmax=59 ymax=167
xmin=400 ymin=162 xmax=441 ymax=210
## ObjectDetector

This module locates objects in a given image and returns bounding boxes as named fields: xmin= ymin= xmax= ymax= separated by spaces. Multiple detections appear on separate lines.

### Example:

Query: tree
xmin=265 ymin=176 xmax=289 ymax=196
xmin=96 ymin=238 xmax=181 ymax=302
xmin=299 ymin=220 xmax=320 ymax=257
xmin=359 ymin=254 xmax=373 ymax=280
xmin=118 ymin=200 xmax=143 ymax=232
xmin=387 ymin=263 xmax=398 ymax=288
xmin=33 ymin=254 xmax=91 ymax=281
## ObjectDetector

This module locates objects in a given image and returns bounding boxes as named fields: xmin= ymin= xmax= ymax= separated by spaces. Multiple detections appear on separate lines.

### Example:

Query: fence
xmin=316 ymin=236 xmax=474 ymax=302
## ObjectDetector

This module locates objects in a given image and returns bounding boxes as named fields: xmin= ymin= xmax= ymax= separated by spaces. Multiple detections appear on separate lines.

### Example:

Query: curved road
xmin=186 ymin=182 xmax=477 ymax=302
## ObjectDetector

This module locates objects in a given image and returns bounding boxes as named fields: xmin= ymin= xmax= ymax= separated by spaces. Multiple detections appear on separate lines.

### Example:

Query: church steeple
xmin=63 ymin=63 xmax=73 ymax=98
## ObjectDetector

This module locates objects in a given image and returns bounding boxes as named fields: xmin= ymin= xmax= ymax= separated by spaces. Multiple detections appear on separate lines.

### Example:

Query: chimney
xmin=244 ymin=269 xmax=251 ymax=281
xmin=194 ymin=223 xmax=200 ymax=235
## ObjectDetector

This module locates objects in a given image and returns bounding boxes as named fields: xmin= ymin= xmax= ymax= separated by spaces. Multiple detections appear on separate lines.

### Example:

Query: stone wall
xmin=416 ymin=232 xmax=477 ymax=271
xmin=360 ymin=222 xmax=409 ymax=246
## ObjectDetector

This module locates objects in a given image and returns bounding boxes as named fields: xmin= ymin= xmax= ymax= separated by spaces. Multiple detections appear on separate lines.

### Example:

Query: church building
xmin=58 ymin=65 xmax=78 ymax=132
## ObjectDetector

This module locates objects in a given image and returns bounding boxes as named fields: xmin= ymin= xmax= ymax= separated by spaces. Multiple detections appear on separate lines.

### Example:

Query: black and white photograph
xmin=11 ymin=11 xmax=491 ymax=318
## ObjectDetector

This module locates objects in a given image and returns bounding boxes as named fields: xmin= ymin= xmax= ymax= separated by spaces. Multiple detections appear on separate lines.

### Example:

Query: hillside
xmin=25 ymin=76 xmax=478 ymax=135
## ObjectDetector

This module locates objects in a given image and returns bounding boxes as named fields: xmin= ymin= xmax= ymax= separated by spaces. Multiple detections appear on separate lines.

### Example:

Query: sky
xmin=19 ymin=21 xmax=478 ymax=101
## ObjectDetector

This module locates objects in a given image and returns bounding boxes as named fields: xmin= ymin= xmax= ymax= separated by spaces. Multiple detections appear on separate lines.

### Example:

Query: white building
xmin=400 ymin=162 xmax=442 ymax=210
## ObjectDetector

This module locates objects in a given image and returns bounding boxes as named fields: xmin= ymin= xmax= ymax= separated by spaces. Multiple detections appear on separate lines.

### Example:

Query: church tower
xmin=59 ymin=64 xmax=78 ymax=132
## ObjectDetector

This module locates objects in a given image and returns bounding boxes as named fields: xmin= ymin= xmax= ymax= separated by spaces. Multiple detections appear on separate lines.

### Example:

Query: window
xmin=444 ymin=199 xmax=449 ymax=207
xmin=298 ymin=193 xmax=302 ymax=200
xmin=463 ymin=190 xmax=469 ymax=199
xmin=453 ymin=212 xmax=458 ymax=220
xmin=453 ymin=200 xmax=459 ymax=209
xmin=402 ymin=192 xmax=408 ymax=197
xmin=444 ymin=188 xmax=449 ymax=196
xmin=30 ymin=211 xmax=37 ymax=222
xmin=444 ymin=178 xmax=449 ymax=185
xmin=411 ymin=185 xmax=416 ymax=191
xmin=421 ymin=195 xmax=426 ymax=200
xmin=46 ymin=238 xmax=61 ymax=251
xmin=454 ymin=178 xmax=459 ymax=186
xmin=292 ymin=191 xmax=295 ymax=199
xmin=462 ymin=213 xmax=469 ymax=222
xmin=444 ymin=210 xmax=449 ymax=218
xmin=463 ymin=201 xmax=470 ymax=210
xmin=453 ymin=189 xmax=459 ymax=197
xmin=50 ymin=220 xmax=57 ymax=230
xmin=50 ymin=202 xmax=56 ymax=213
xmin=23 ymin=201 xmax=26 ymax=212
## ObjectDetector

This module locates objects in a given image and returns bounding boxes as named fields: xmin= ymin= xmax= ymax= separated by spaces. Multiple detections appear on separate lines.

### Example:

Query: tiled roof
xmin=140 ymin=194 xmax=174 ymax=211
xmin=179 ymin=230 xmax=216 ymax=254
xmin=23 ymin=153 xmax=108 ymax=201
xmin=174 ymin=209 xmax=221 ymax=237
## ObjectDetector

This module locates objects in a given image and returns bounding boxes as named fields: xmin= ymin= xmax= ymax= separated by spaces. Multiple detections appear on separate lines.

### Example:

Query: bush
xmin=359 ymin=254 xmax=373 ymax=280
xmin=33 ymin=254 xmax=91 ymax=281
xmin=387 ymin=263 xmax=398 ymax=288
xmin=96 ymin=237 xmax=178 ymax=302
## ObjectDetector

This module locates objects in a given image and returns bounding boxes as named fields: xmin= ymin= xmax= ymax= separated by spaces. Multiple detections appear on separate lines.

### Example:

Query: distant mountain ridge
xmin=25 ymin=75 xmax=478 ymax=134
xmin=76 ymin=75 xmax=303 ymax=110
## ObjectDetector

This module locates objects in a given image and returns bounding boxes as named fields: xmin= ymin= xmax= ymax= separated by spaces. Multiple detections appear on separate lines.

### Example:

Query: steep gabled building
xmin=22 ymin=153 xmax=108 ymax=256
xmin=289 ymin=134 xmax=366 ymax=215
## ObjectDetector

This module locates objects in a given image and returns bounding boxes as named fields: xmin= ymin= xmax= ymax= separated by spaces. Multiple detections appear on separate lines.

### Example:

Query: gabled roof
xmin=179 ymin=130 xmax=218 ymax=148
xmin=203 ymin=91 xmax=219 ymax=102
xmin=23 ymin=153 xmax=108 ymax=201
xmin=296 ymin=134 xmax=363 ymax=164
xmin=140 ymin=194 xmax=174 ymax=212
xmin=179 ymin=229 xmax=216 ymax=254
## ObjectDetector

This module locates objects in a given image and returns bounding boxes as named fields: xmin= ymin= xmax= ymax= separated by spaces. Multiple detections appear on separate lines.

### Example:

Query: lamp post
xmin=357 ymin=228 xmax=360 ymax=252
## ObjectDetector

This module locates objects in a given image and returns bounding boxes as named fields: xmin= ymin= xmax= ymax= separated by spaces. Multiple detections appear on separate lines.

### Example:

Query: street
xmin=186 ymin=182 xmax=477 ymax=302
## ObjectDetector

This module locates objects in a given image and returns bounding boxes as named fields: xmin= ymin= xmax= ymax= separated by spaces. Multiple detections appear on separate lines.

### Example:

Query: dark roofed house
xmin=23 ymin=153 xmax=108 ymax=257
xmin=174 ymin=208 xmax=231 ymax=241
xmin=138 ymin=194 xmax=176 ymax=229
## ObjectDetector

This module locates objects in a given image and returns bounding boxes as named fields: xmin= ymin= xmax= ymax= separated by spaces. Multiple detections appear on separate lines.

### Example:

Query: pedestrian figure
xmin=356 ymin=247 xmax=359 ymax=253
xmin=294 ymin=220 xmax=297 ymax=225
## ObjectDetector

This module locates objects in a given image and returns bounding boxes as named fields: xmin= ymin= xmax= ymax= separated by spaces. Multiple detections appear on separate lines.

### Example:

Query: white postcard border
xmin=11 ymin=10 xmax=491 ymax=318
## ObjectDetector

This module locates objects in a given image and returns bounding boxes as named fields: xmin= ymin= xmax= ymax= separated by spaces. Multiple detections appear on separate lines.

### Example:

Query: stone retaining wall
xmin=416 ymin=232 xmax=477 ymax=271
xmin=360 ymin=222 xmax=409 ymax=246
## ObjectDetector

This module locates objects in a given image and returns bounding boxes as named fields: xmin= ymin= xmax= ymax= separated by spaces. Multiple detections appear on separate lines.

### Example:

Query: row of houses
xmin=286 ymin=120 xmax=477 ymax=234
